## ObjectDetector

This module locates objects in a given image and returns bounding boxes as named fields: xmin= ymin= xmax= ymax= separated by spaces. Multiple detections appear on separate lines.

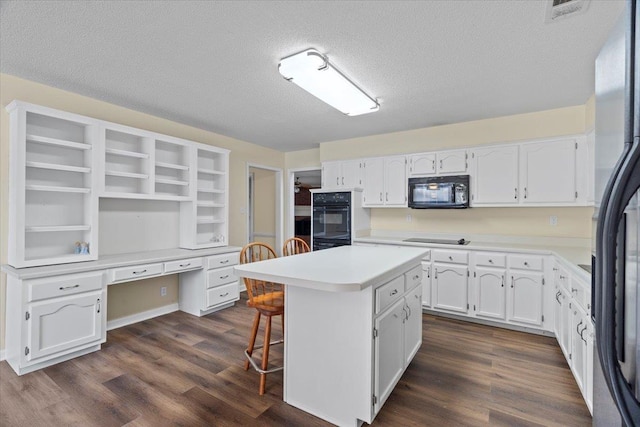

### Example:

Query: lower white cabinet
xmin=179 ymin=251 xmax=240 ymax=316
xmin=570 ymin=304 xmax=589 ymax=393
xmin=6 ymin=271 xmax=106 ymax=375
xmin=433 ymin=263 xmax=468 ymax=314
xmin=554 ymin=287 xmax=571 ymax=359
xmin=507 ymin=271 xmax=544 ymax=326
xmin=421 ymin=261 xmax=432 ymax=308
xmin=474 ymin=267 xmax=506 ymax=320
xmin=404 ymin=285 xmax=423 ymax=364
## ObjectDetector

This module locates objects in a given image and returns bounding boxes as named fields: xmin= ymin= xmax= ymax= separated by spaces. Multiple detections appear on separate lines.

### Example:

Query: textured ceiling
xmin=0 ymin=0 xmax=625 ymax=152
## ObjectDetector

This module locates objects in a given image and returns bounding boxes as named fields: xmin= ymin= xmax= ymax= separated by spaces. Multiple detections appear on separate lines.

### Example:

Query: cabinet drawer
xmin=571 ymin=276 xmax=590 ymax=311
xmin=405 ymin=266 xmax=422 ymax=290
xmin=509 ymin=255 xmax=543 ymax=271
xmin=555 ymin=264 xmax=570 ymax=290
xmin=164 ymin=257 xmax=203 ymax=274
xmin=432 ymin=250 xmax=469 ymax=264
xmin=110 ymin=263 xmax=163 ymax=283
xmin=375 ymin=276 xmax=405 ymax=314
xmin=206 ymin=282 xmax=239 ymax=307
xmin=206 ymin=252 xmax=239 ymax=269
xmin=28 ymin=272 xmax=104 ymax=302
xmin=475 ymin=252 xmax=506 ymax=268
xmin=207 ymin=266 xmax=237 ymax=289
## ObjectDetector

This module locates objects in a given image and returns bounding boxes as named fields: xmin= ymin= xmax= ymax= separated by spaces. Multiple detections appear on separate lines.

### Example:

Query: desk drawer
xmin=475 ymin=252 xmax=506 ymax=268
xmin=206 ymin=282 xmax=239 ymax=307
xmin=28 ymin=271 xmax=103 ymax=302
xmin=509 ymin=254 xmax=543 ymax=271
xmin=432 ymin=249 xmax=469 ymax=264
xmin=405 ymin=266 xmax=422 ymax=290
xmin=164 ymin=257 xmax=203 ymax=274
xmin=207 ymin=266 xmax=237 ymax=289
xmin=110 ymin=263 xmax=163 ymax=283
xmin=375 ymin=276 xmax=405 ymax=314
xmin=206 ymin=252 xmax=238 ymax=269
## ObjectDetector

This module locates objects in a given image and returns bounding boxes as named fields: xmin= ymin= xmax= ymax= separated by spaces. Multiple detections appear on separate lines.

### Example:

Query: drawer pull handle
xmin=560 ymin=275 xmax=566 ymax=279
xmin=220 ymin=275 xmax=229 ymax=279
xmin=220 ymin=260 xmax=230 ymax=264
xmin=220 ymin=292 xmax=229 ymax=297
xmin=179 ymin=263 xmax=191 ymax=268
xmin=489 ymin=259 xmax=493 ymax=264
xmin=571 ymin=288 xmax=578 ymax=294
xmin=59 ymin=284 xmax=80 ymax=291
xmin=97 ymin=298 xmax=101 ymax=313
xmin=390 ymin=289 xmax=398 ymax=296
xmin=413 ymin=274 xmax=420 ymax=280
xmin=576 ymin=320 xmax=583 ymax=335
xmin=132 ymin=269 xmax=147 ymax=275
xmin=524 ymin=262 xmax=529 ymax=266
xmin=449 ymin=256 xmax=453 ymax=261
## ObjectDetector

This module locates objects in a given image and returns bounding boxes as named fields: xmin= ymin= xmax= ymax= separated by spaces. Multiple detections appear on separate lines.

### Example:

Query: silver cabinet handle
xmin=439 ymin=160 xmax=443 ymax=169
xmin=511 ymin=276 xmax=514 ymax=288
xmin=449 ymin=256 xmax=453 ymax=261
xmin=220 ymin=275 xmax=229 ymax=279
xmin=405 ymin=303 xmax=412 ymax=320
xmin=413 ymin=274 xmax=420 ymax=281
xmin=514 ymin=188 xmax=518 ymax=199
xmin=179 ymin=263 xmax=191 ymax=268
xmin=524 ymin=187 xmax=528 ymax=199
xmin=501 ymin=275 xmax=505 ymax=287
xmin=386 ymin=192 xmax=389 ymax=202
xmin=97 ymin=298 xmax=101 ymax=313
xmin=220 ymin=259 xmax=229 ymax=264
xmin=342 ymin=177 xmax=344 ymax=185
xmin=379 ymin=192 xmax=383 ymax=201
xmin=390 ymin=289 xmax=398 ymax=296
xmin=434 ymin=269 xmax=438 ymax=279
xmin=59 ymin=284 xmax=80 ymax=291
xmin=432 ymin=160 xmax=435 ymax=170
xmin=427 ymin=268 xmax=430 ymax=279
xmin=336 ymin=177 xmax=339 ymax=185
xmin=571 ymin=287 xmax=578 ymax=294
xmin=576 ymin=320 xmax=583 ymax=335
xmin=555 ymin=291 xmax=561 ymax=304
xmin=489 ymin=259 xmax=494 ymax=264
xmin=132 ymin=269 xmax=147 ymax=275
xmin=220 ymin=292 xmax=229 ymax=297
xmin=579 ymin=325 xmax=588 ymax=342
xmin=524 ymin=261 xmax=529 ymax=267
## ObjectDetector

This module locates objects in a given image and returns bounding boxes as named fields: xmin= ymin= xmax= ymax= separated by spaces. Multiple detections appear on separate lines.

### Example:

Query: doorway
xmin=287 ymin=168 xmax=322 ymax=248
xmin=247 ymin=164 xmax=283 ymax=252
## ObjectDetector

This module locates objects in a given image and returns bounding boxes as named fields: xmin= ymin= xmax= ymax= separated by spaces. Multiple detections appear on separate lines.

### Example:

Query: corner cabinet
xmin=7 ymin=102 xmax=99 ymax=268
xmin=6 ymin=101 xmax=231 ymax=268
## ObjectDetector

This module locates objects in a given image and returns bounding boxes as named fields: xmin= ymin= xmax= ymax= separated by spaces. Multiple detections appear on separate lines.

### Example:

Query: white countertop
xmin=2 ymin=246 xmax=243 ymax=280
xmin=233 ymin=245 xmax=428 ymax=292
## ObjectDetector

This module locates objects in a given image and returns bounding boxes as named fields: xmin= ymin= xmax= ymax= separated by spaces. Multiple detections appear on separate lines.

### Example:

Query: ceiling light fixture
xmin=278 ymin=48 xmax=379 ymax=116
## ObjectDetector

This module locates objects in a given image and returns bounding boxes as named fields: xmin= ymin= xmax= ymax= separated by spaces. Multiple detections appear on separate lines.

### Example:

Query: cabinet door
xmin=404 ymin=286 xmax=423 ymax=365
xmin=341 ymin=159 xmax=363 ymax=188
xmin=384 ymin=156 xmax=407 ymax=206
xmin=474 ymin=267 xmax=506 ymax=320
xmin=408 ymin=153 xmax=436 ymax=176
xmin=421 ymin=262 xmax=432 ymax=307
xmin=27 ymin=290 xmax=104 ymax=361
xmin=470 ymin=145 xmax=519 ymax=204
xmin=437 ymin=149 xmax=467 ymax=174
xmin=433 ymin=263 xmax=469 ymax=314
xmin=508 ymin=271 xmax=543 ymax=326
xmin=374 ymin=298 xmax=405 ymax=413
xmin=554 ymin=287 xmax=571 ymax=359
xmin=570 ymin=306 xmax=588 ymax=393
xmin=363 ymin=158 xmax=384 ymax=207
xmin=322 ymin=161 xmax=342 ymax=189
xmin=520 ymin=139 xmax=577 ymax=204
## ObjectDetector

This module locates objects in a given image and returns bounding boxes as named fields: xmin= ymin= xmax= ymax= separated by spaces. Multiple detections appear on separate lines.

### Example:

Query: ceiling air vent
xmin=545 ymin=0 xmax=590 ymax=23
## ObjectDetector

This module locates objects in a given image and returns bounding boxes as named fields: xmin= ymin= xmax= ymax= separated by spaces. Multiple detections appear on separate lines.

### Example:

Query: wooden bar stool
xmin=282 ymin=237 xmax=310 ymax=256
xmin=239 ymin=242 xmax=284 ymax=395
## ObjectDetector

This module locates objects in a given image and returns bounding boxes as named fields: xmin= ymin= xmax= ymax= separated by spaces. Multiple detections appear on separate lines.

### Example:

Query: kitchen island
xmin=234 ymin=245 xmax=428 ymax=427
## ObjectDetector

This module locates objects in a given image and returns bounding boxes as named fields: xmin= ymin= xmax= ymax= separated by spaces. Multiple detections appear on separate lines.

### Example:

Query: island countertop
xmin=233 ymin=245 xmax=428 ymax=292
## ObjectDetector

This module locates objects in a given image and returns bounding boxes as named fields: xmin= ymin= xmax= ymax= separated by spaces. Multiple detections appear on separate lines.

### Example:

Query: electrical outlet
xmin=549 ymin=215 xmax=558 ymax=226
xmin=160 ymin=286 xmax=167 ymax=297
xmin=406 ymin=214 xmax=412 ymax=222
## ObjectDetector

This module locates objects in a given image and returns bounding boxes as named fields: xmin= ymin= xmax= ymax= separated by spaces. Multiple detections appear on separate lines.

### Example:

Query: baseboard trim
xmin=107 ymin=303 xmax=179 ymax=331
xmin=0 ymin=349 xmax=6 ymax=362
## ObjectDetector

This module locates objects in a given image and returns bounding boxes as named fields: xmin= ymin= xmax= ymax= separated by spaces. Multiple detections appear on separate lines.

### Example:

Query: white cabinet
xmin=470 ymin=145 xmax=519 ymax=205
xmin=6 ymin=271 xmax=106 ymax=375
xmin=507 ymin=271 xmax=544 ymax=327
xmin=180 ymin=145 xmax=230 ymax=249
xmin=554 ymin=287 xmax=571 ymax=359
xmin=179 ymin=251 xmax=240 ymax=316
xmin=363 ymin=156 xmax=407 ymax=207
xmin=519 ymin=138 xmax=578 ymax=204
xmin=421 ymin=262 xmax=432 ymax=308
xmin=570 ymin=304 xmax=590 ymax=395
xmin=322 ymin=159 xmax=363 ymax=189
xmin=474 ymin=267 xmax=506 ymax=321
xmin=432 ymin=251 xmax=469 ymax=314
xmin=408 ymin=149 xmax=467 ymax=177
xmin=7 ymin=101 xmax=99 ymax=267
xmin=576 ymin=131 xmax=594 ymax=205
xmin=403 ymin=285 xmax=423 ymax=364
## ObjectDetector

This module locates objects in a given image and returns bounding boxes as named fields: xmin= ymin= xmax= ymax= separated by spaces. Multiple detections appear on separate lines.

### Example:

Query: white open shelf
xmin=197 ymin=202 xmax=225 ymax=207
xmin=25 ymin=184 xmax=91 ymax=194
xmin=197 ymin=168 xmax=225 ymax=175
xmin=156 ymin=177 xmax=189 ymax=186
xmin=27 ymin=134 xmax=91 ymax=151
xmin=25 ymin=225 xmax=91 ymax=233
xmin=105 ymin=147 xmax=149 ymax=159
xmin=197 ymin=188 xmax=224 ymax=194
xmin=197 ymin=218 xmax=225 ymax=224
xmin=156 ymin=161 xmax=189 ymax=171
xmin=105 ymin=170 xmax=149 ymax=179
xmin=26 ymin=161 xmax=91 ymax=174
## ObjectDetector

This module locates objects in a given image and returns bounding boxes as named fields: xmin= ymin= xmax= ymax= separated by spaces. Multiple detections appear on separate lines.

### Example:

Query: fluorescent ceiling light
xmin=278 ymin=49 xmax=379 ymax=116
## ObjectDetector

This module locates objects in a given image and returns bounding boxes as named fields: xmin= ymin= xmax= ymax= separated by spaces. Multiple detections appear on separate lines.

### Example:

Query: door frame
xmin=286 ymin=167 xmax=321 ymax=240
xmin=246 ymin=163 xmax=283 ymax=252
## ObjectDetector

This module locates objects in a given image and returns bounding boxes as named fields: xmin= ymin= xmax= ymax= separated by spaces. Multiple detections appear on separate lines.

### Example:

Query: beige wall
xmin=250 ymin=167 xmax=277 ymax=249
xmin=0 ymin=74 xmax=284 ymax=350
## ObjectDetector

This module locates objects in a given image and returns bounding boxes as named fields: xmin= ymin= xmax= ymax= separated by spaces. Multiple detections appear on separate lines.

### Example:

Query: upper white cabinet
xmin=321 ymin=159 xmax=363 ymax=189
xmin=519 ymin=138 xmax=578 ymax=205
xmin=7 ymin=101 xmax=100 ymax=268
xmin=470 ymin=145 xmax=519 ymax=205
xmin=363 ymin=156 xmax=407 ymax=207
xmin=408 ymin=149 xmax=467 ymax=177
xmin=6 ymin=101 xmax=230 ymax=268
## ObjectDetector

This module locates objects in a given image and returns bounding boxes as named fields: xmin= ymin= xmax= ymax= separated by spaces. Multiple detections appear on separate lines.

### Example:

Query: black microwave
xmin=408 ymin=175 xmax=470 ymax=209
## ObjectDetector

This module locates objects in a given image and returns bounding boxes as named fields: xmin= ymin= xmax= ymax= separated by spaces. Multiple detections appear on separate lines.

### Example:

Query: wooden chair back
xmin=282 ymin=237 xmax=311 ymax=256
xmin=239 ymin=242 xmax=283 ymax=313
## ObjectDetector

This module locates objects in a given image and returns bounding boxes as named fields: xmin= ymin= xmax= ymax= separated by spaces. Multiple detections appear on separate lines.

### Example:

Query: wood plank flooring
xmin=0 ymin=294 xmax=592 ymax=426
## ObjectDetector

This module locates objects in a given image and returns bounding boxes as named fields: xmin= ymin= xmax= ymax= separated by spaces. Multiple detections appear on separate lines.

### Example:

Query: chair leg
xmin=245 ymin=311 xmax=261 ymax=371
xmin=281 ymin=312 xmax=285 ymax=336
xmin=259 ymin=315 xmax=272 ymax=395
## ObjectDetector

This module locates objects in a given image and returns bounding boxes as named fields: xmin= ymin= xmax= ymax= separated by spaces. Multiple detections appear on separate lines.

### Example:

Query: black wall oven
xmin=312 ymin=192 xmax=351 ymax=251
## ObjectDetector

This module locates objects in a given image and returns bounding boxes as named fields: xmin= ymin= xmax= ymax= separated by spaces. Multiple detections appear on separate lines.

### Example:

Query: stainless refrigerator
xmin=594 ymin=1 xmax=640 ymax=426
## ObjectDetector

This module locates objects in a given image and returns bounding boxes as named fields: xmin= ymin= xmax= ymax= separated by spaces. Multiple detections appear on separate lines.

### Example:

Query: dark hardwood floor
xmin=0 ymin=294 xmax=591 ymax=426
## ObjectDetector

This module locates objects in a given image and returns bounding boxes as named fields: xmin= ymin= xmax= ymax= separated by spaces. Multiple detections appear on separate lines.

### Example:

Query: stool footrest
xmin=244 ymin=339 xmax=284 ymax=374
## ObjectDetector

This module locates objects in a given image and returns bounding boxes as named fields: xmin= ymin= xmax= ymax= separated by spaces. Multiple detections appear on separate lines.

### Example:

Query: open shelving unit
xmin=8 ymin=102 xmax=99 ymax=267
xmin=102 ymin=127 xmax=153 ymax=197
xmin=154 ymin=139 xmax=191 ymax=199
